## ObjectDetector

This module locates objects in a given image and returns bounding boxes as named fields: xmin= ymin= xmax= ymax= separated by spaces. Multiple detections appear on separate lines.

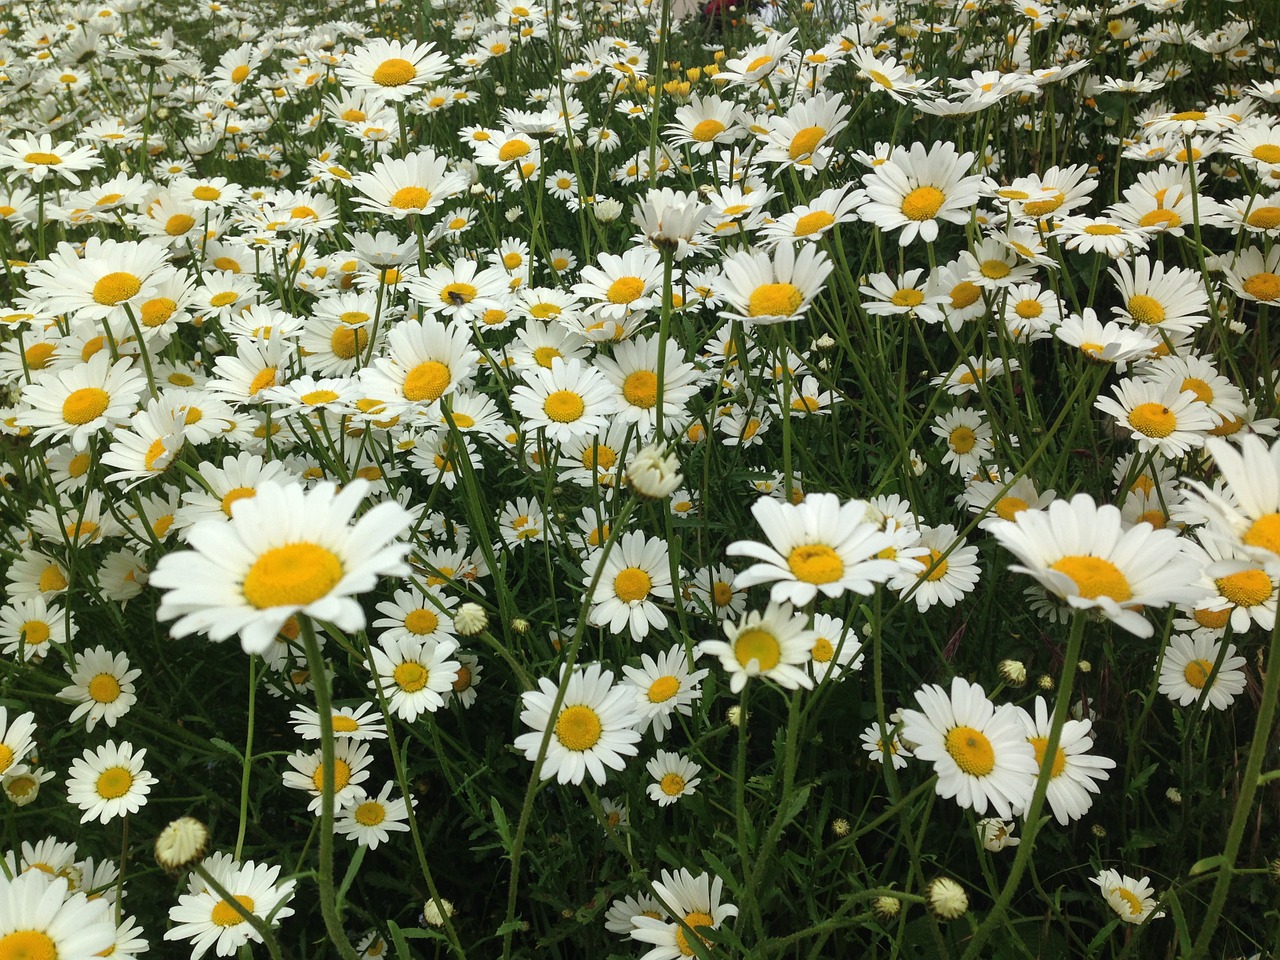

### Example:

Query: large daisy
xmin=510 ymin=357 xmax=620 ymax=443
xmin=336 ymin=38 xmax=451 ymax=101
xmin=1185 ymin=435 xmax=1280 ymax=571
xmin=0 ymin=872 xmax=116 ymax=960
xmin=1094 ymin=377 xmax=1216 ymax=458
xmin=715 ymin=243 xmax=834 ymax=325
xmin=860 ymin=141 xmax=985 ymax=246
xmin=17 ymin=353 xmax=148 ymax=451
xmin=349 ymin=149 xmax=469 ymax=220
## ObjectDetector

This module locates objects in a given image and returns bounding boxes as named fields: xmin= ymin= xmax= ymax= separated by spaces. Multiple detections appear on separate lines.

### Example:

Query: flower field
xmin=3 ymin=0 xmax=1280 ymax=956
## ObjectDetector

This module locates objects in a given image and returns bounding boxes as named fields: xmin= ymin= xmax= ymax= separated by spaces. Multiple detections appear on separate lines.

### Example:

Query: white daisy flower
xmin=17 ymin=353 xmax=148 ymax=451
xmin=629 ymin=869 xmax=738 ymax=960
xmin=1091 ymin=869 xmax=1163 ymax=924
xmin=0 ymin=872 xmax=115 ymax=959
xmin=1017 ymin=696 xmax=1116 ymax=825
xmin=336 ymin=782 xmax=413 ymax=849
xmin=1158 ymin=633 xmax=1248 ymax=710
xmin=860 ymin=141 xmax=985 ymax=246
xmin=57 ymin=646 xmax=140 ymax=731
xmin=282 ymin=739 xmax=373 ymax=815
xmin=699 ymin=601 xmax=816 ymax=694
xmin=715 ymin=243 xmax=834 ymax=325
xmin=622 ymin=645 xmax=709 ymax=741
xmin=0 ymin=707 xmax=37 ymax=779
xmin=581 ymin=530 xmax=673 ymax=641
xmin=1094 ymin=377 xmax=1216 ymax=458
xmin=165 ymin=857 xmax=297 ymax=958
xmin=370 ymin=636 xmax=461 ymax=721
xmin=288 ymin=702 xmax=388 ymax=741
xmin=645 ymin=751 xmax=702 ymax=806
xmin=65 ymin=740 xmax=157 ymax=824
xmin=510 ymin=357 xmax=621 ymax=443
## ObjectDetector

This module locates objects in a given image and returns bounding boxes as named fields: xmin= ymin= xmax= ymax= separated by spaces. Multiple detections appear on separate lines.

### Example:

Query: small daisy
xmin=1018 ymin=696 xmax=1116 ymax=824
xmin=0 ymin=707 xmax=37 ymax=779
xmin=699 ymin=601 xmax=817 ymax=694
xmin=932 ymin=408 xmax=994 ymax=477
xmin=890 ymin=524 xmax=981 ymax=611
xmin=282 ymin=740 xmax=373 ymax=815
xmin=513 ymin=662 xmax=642 ymax=786
xmin=370 ymin=636 xmax=461 ymax=721
xmin=336 ymin=782 xmax=413 ymax=849
xmin=861 ymin=720 xmax=911 ymax=770
xmin=1158 ymin=633 xmax=1248 ymax=710
xmin=289 ymin=702 xmax=388 ymax=741
xmin=372 ymin=588 xmax=457 ymax=645
xmin=165 ymin=857 xmax=297 ymax=959
xmin=605 ymin=892 xmax=665 ymax=936
xmin=581 ymin=531 xmax=674 ymax=641
xmin=1091 ymin=869 xmax=1163 ymax=924
xmin=646 ymin=751 xmax=702 ymax=806
xmin=0 ymin=595 xmax=70 ymax=662
xmin=807 ymin=613 xmax=864 ymax=683
xmin=959 ymin=474 xmax=1056 ymax=530
xmin=57 ymin=646 xmax=140 ymax=731
xmin=900 ymin=677 xmax=1038 ymax=819
xmin=622 ymin=645 xmax=709 ymax=741
xmin=65 ymin=740 xmax=157 ymax=824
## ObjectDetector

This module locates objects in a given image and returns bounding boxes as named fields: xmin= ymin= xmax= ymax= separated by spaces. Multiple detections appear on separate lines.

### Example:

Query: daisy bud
xmin=998 ymin=659 xmax=1027 ymax=687
xmin=423 ymin=897 xmax=454 ymax=927
xmin=813 ymin=333 xmax=836 ymax=352
xmin=726 ymin=705 xmax=744 ymax=727
xmin=469 ymin=183 xmax=486 ymax=196
xmin=830 ymin=817 xmax=851 ymax=837
xmin=1037 ymin=674 xmax=1055 ymax=690
xmin=1078 ymin=660 xmax=1092 ymax=673
xmin=1091 ymin=824 xmax=1107 ymax=838
xmin=495 ymin=86 xmax=507 ymax=96
xmin=1268 ymin=858 xmax=1280 ymax=883
xmin=872 ymin=895 xmax=901 ymax=921
xmin=626 ymin=443 xmax=682 ymax=500
xmin=593 ymin=198 xmax=624 ymax=223
xmin=1166 ymin=787 xmax=1182 ymax=805
xmin=926 ymin=878 xmax=968 ymax=920
xmin=454 ymin=603 xmax=488 ymax=637
xmin=511 ymin=617 xmax=530 ymax=635
xmin=155 ymin=816 xmax=210 ymax=873
xmin=3 ymin=769 xmax=45 ymax=807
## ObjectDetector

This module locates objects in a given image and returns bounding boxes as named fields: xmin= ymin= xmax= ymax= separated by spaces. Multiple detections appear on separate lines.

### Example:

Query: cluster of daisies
xmin=1 ymin=0 xmax=1279 ymax=954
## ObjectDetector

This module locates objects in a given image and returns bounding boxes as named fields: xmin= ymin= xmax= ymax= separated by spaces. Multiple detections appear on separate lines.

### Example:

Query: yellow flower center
xmin=23 ymin=152 xmax=62 ymax=165
xmin=0 ymin=931 xmax=59 ymax=959
xmin=498 ymin=141 xmax=531 ymax=163
xmin=1127 ymin=402 xmax=1176 ymax=438
xmin=165 ymin=212 xmax=196 ymax=235
xmin=62 ymin=386 xmax=110 ymax=425
xmin=1139 ymin=209 xmax=1181 ymax=229
xmin=330 ymin=326 xmax=368 ymax=360
xmin=93 ymin=271 xmax=142 ymax=306
xmin=949 ymin=426 xmax=977 ymax=453
xmin=39 ymin=565 xmax=67 ymax=592
xmin=212 ymin=256 xmax=240 ymax=272
xmin=1022 ymin=192 xmax=1064 ymax=216
xmin=1215 ymin=568 xmax=1272 ymax=607
xmin=950 ymin=281 xmax=981 ymax=308
xmin=311 ymin=757 xmax=351 ymax=793
xmin=1251 ymin=144 xmax=1280 ymax=164
xmin=0 ymin=745 xmax=11 ymax=774
xmin=96 ymin=766 xmax=133 ymax=799
xmin=1243 ymin=513 xmax=1280 ymax=556
xmin=614 ymin=567 xmax=652 ymax=602
xmin=220 ymin=486 xmax=256 ymax=517
xmin=373 ymin=58 xmax=416 ymax=86
xmin=788 ymin=543 xmax=843 ymax=584
xmin=994 ymin=496 xmax=1029 ymax=521
xmin=793 ymin=210 xmax=835 ymax=236
xmin=691 ymin=118 xmax=725 ymax=141
xmin=209 ymin=291 xmax=238 ymax=307
xmin=393 ymin=660 xmax=429 ymax=692
xmin=544 ymin=390 xmax=585 ymax=423
xmin=944 ymin=725 xmax=995 ymax=776
xmin=1028 ymin=736 xmax=1067 ymax=777
xmin=300 ymin=390 xmax=340 ymax=406
xmin=555 ymin=704 xmax=603 ymax=751
xmin=660 ymin=772 xmax=686 ymax=796
xmin=1085 ymin=223 xmax=1122 ymax=235
xmin=1244 ymin=272 xmax=1280 ymax=301
xmin=404 ymin=608 xmax=439 ymax=635
xmin=20 ymin=620 xmax=50 ymax=646
xmin=748 ymin=282 xmax=803 ymax=317
xmin=440 ymin=282 xmax=477 ymax=306
xmin=606 ymin=276 xmax=645 ymax=305
xmin=891 ymin=288 xmax=924 ymax=308
xmin=811 ymin=636 xmax=834 ymax=663
xmin=248 ymin=367 xmax=276 ymax=396
xmin=144 ymin=437 xmax=169 ymax=471
xmin=1171 ymin=110 xmax=1205 ymax=122
xmin=1183 ymin=658 xmax=1214 ymax=689
xmin=788 ymin=125 xmax=826 ymax=161
xmin=918 ymin=548 xmax=948 ymax=582
xmin=192 ymin=185 xmax=221 ymax=201
xmin=86 ymin=674 xmax=123 ymax=707
xmin=980 ymin=259 xmax=1011 ymax=279
xmin=390 ymin=186 xmax=432 ymax=210
xmin=141 ymin=297 xmax=177 ymax=327
xmin=241 ymin=542 xmax=344 ymax=609
xmin=648 ymin=675 xmax=679 ymax=702
xmin=354 ymin=800 xmax=386 ymax=826
xmin=675 ymin=912 xmax=714 ymax=957
xmin=1015 ymin=298 xmax=1043 ymax=319
xmin=1049 ymin=555 xmax=1132 ymax=601
xmin=403 ymin=360 xmax=451 ymax=402
xmin=901 ymin=185 xmax=945 ymax=221
xmin=24 ymin=342 xmax=55 ymax=369
xmin=623 ymin=370 xmax=658 ymax=408
xmin=68 ymin=452 xmax=91 ymax=477
xmin=734 ymin=627 xmax=781 ymax=671
xmin=1127 ymin=294 xmax=1165 ymax=325
xmin=332 ymin=715 xmax=359 ymax=733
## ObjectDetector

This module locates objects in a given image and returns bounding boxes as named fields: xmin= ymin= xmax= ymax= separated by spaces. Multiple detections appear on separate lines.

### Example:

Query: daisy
xmin=498 ymin=497 xmax=545 ymax=546
xmin=24 ymin=237 xmax=177 ymax=324
xmin=1091 ymin=869 xmax=1163 ymax=924
xmin=605 ymin=892 xmax=665 ymax=936
xmin=646 ymin=751 xmax=701 ymax=806
xmin=359 ymin=317 xmax=479 ymax=411
xmin=861 ymin=720 xmax=911 ymax=770
xmin=1158 ymin=633 xmax=1248 ymax=710
xmin=1054 ymin=215 xmax=1149 ymax=258
xmin=206 ymin=334 xmax=294 ymax=405
xmin=173 ymin=453 xmax=296 ymax=527
xmin=0 ymin=707 xmax=37 ymax=779
xmin=756 ymin=91 xmax=851 ymax=177
xmin=699 ymin=601 xmax=816 ymax=694
xmin=336 ymin=782 xmax=412 ymax=849
xmin=932 ymin=408 xmax=994 ymax=477
xmin=510 ymin=357 xmax=620 ymax=444
xmin=57 ymin=645 xmax=139 ymax=731
xmin=959 ymin=474 xmax=1056 ymax=530
xmin=807 ymin=613 xmax=864 ymax=682
xmin=1222 ymin=245 xmax=1280 ymax=304
xmin=890 ymin=524 xmax=981 ymax=611
xmin=622 ymin=645 xmax=709 ymax=741
xmin=282 ymin=739 xmax=373 ymax=815
xmin=759 ymin=185 xmax=863 ymax=247
xmin=581 ymin=531 xmax=673 ymax=641
xmin=571 ymin=248 xmax=665 ymax=322
xmin=988 ymin=494 xmax=1208 ymax=637
xmin=1017 ymin=696 xmax=1116 ymax=824
xmin=0 ymin=872 xmax=116 ymax=959
xmin=370 ymin=636 xmax=461 ymax=721
xmin=65 ymin=740 xmax=156 ymax=824
xmin=1053 ymin=308 xmax=1158 ymax=370
xmin=409 ymin=259 xmax=509 ymax=324
xmin=664 ymin=94 xmax=745 ymax=155
xmin=716 ymin=243 xmax=834 ymax=325
xmin=0 ymin=595 xmax=70 ymax=662
xmin=1185 ymin=436 xmax=1280 ymax=569
xmin=0 ymin=133 xmax=101 ymax=184
xmin=151 ymin=479 xmax=415 ymax=655
xmin=727 ymin=492 xmax=902 ymax=605
xmin=337 ymin=38 xmax=451 ymax=101
xmin=860 ymin=269 xmax=948 ymax=321
xmin=372 ymin=588 xmax=457 ymax=645
xmin=630 ymin=869 xmax=739 ymax=960
xmin=860 ymin=141 xmax=985 ymax=246
xmin=1094 ymin=378 xmax=1216 ymax=457
xmin=166 ymin=858 xmax=296 ymax=959
xmin=1145 ymin=354 xmax=1246 ymax=429
xmin=1110 ymin=257 xmax=1209 ymax=334
xmin=595 ymin=334 xmax=701 ymax=439
xmin=900 ymin=677 xmax=1038 ymax=819
xmin=349 ymin=149 xmax=469 ymax=220
xmin=513 ymin=662 xmax=642 ymax=786
xmin=17 ymin=353 xmax=148 ymax=451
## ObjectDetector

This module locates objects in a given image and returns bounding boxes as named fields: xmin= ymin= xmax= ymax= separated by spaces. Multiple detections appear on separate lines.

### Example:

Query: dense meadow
xmin=3 ymin=0 xmax=1280 ymax=956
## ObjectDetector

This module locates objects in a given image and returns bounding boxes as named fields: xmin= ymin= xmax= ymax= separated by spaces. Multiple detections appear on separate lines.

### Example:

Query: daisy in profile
xmin=17 ymin=353 xmax=147 ymax=451
xmin=1094 ymin=378 xmax=1215 ymax=457
xmin=151 ymin=479 xmax=415 ymax=655
xmin=510 ymin=357 xmax=620 ymax=444
xmin=646 ymin=751 xmax=701 ymax=806
xmin=1222 ymin=245 xmax=1280 ymax=303
xmin=0 ymin=133 xmax=101 ymax=184
xmin=337 ymin=38 xmax=451 ymax=100
xmin=699 ymin=601 xmax=816 ymax=694
xmin=336 ymin=782 xmax=412 ymax=849
xmin=282 ymin=739 xmax=373 ymax=815
xmin=581 ymin=530 xmax=673 ymax=641
xmin=289 ymin=702 xmax=388 ymax=741
xmin=727 ymin=492 xmax=903 ymax=605
xmin=1185 ymin=436 xmax=1280 ymax=569
xmin=1053 ymin=308 xmax=1158 ymax=370
xmin=166 ymin=857 xmax=296 ymax=958
xmin=1091 ymin=869 xmax=1163 ymax=924
xmin=716 ymin=243 xmax=834 ymax=325
xmin=759 ymin=185 xmax=863 ymax=247
xmin=605 ymin=892 xmax=665 ymax=937
xmin=959 ymin=473 xmax=1056 ymax=530
xmin=513 ymin=662 xmax=642 ymax=785
xmin=370 ymin=636 xmax=461 ymax=721
xmin=0 ymin=707 xmax=37 ymax=778
xmin=1158 ymin=633 xmax=1248 ymax=710
xmin=1017 ymin=697 xmax=1116 ymax=824
xmin=349 ymin=149 xmax=469 ymax=220
xmin=900 ymin=677 xmax=1037 ymax=819
xmin=622 ymin=644 xmax=709 ymax=741
xmin=58 ymin=646 xmax=140 ymax=731
xmin=860 ymin=141 xmax=985 ymax=246
xmin=0 ymin=872 xmax=116 ymax=958
xmin=65 ymin=740 xmax=157 ymax=824
xmin=630 ymin=869 xmax=738 ymax=960
xmin=989 ymin=494 xmax=1208 ymax=637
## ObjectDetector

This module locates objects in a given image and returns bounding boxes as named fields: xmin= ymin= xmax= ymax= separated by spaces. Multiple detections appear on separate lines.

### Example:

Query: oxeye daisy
xmin=605 ymin=892 xmax=665 ymax=937
xmin=595 ymin=334 xmax=701 ymax=439
xmin=571 ymin=248 xmax=665 ymax=322
xmin=1110 ymin=257 xmax=1209 ymax=334
xmin=0 ymin=872 xmax=116 ymax=960
xmin=370 ymin=636 xmax=461 ymax=721
xmin=581 ymin=530 xmax=673 ymax=640
xmin=513 ymin=662 xmax=642 ymax=786
xmin=664 ymin=94 xmax=745 ymax=155
xmin=646 ymin=751 xmax=701 ymax=806
xmin=510 ymin=357 xmax=620 ymax=443
xmin=1017 ymin=696 xmax=1116 ymax=824
xmin=151 ymin=479 xmax=415 ymax=655
xmin=861 ymin=268 xmax=948 ymax=321
xmin=165 ymin=857 xmax=297 ymax=959
xmin=861 ymin=719 xmax=911 ymax=770
xmin=699 ymin=601 xmax=816 ymax=694
xmin=959 ymin=474 xmax=1056 ymax=530
xmin=282 ymin=739 xmax=373 ymax=815
xmin=1094 ymin=378 xmax=1216 ymax=457
xmin=0 ymin=595 xmax=70 ymax=662
xmin=622 ymin=645 xmax=709 ymax=741
xmin=337 ymin=38 xmax=451 ymax=101
xmin=0 ymin=133 xmax=102 ymax=184
xmin=759 ymin=184 xmax=863 ymax=247
xmin=931 ymin=408 xmax=993 ymax=477
xmin=349 ymin=149 xmax=469 ymax=220
xmin=25 ymin=237 xmax=177 ymax=324
xmin=989 ymin=493 xmax=1208 ymax=637
xmin=756 ymin=91 xmax=851 ymax=177
xmin=1053 ymin=307 xmax=1158 ymax=370
xmin=372 ymin=588 xmax=457 ymax=645
xmin=57 ymin=645 xmax=139 ymax=731
xmin=716 ymin=242 xmax=834 ymax=325
xmin=806 ymin=612 xmax=864 ymax=682
xmin=1091 ymin=869 xmax=1163 ymax=924
xmin=890 ymin=524 xmax=982 ymax=611
xmin=289 ymin=702 xmax=388 ymax=741
xmin=860 ymin=141 xmax=985 ymax=246
xmin=0 ymin=707 xmax=37 ymax=778
xmin=727 ymin=492 xmax=903 ymax=606
xmin=1185 ymin=436 xmax=1280 ymax=569
xmin=336 ymin=782 xmax=412 ymax=849
xmin=899 ymin=677 xmax=1037 ymax=819
xmin=629 ymin=869 xmax=739 ymax=960
xmin=1158 ymin=633 xmax=1248 ymax=710
xmin=17 ymin=352 xmax=148 ymax=451
xmin=359 ymin=317 xmax=480 ymax=411
xmin=65 ymin=740 xmax=156 ymax=824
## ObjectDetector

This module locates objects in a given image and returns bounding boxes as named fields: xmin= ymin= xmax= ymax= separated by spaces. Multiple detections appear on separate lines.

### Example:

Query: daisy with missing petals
xmin=370 ymin=636 xmax=461 ymax=721
xmin=716 ymin=243 xmax=834 ymax=325
xmin=727 ymin=492 xmax=903 ymax=605
xmin=807 ymin=613 xmax=864 ymax=683
xmin=699 ymin=601 xmax=817 ymax=694
xmin=17 ymin=352 xmax=148 ymax=451
xmin=646 ymin=751 xmax=702 ymax=806
xmin=1091 ymin=869 xmax=1163 ymax=924
xmin=0 ymin=872 xmax=116 ymax=959
xmin=166 ymin=857 xmax=297 ymax=959
xmin=151 ymin=479 xmax=415 ymax=655
xmin=1158 ymin=633 xmax=1248 ymax=710
xmin=337 ymin=38 xmax=451 ymax=101
xmin=510 ymin=357 xmax=620 ymax=443
xmin=335 ymin=782 xmax=412 ymax=849
xmin=513 ymin=662 xmax=642 ymax=786
xmin=57 ymin=646 xmax=140 ymax=731
xmin=282 ymin=740 xmax=372 ymax=815
xmin=1018 ymin=696 xmax=1116 ymax=824
xmin=65 ymin=740 xmax=157 ymax=824
xmin=630 ymin=869 xmax=739 ymax=960
xmin=900 ymin=677 xmax=1037 ymax=819
xmin=1094 ymin=378 xmax=1216 ymax=458
xmin=622 ymin=645 xmax=709 ymax=741
xmin=860 ymin=141 xmax=985 ymax=246
xmin=989 ymin=494 xmax=1208 ymax=637
xmin=581 ymin=530 xmax=673 ymax=640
